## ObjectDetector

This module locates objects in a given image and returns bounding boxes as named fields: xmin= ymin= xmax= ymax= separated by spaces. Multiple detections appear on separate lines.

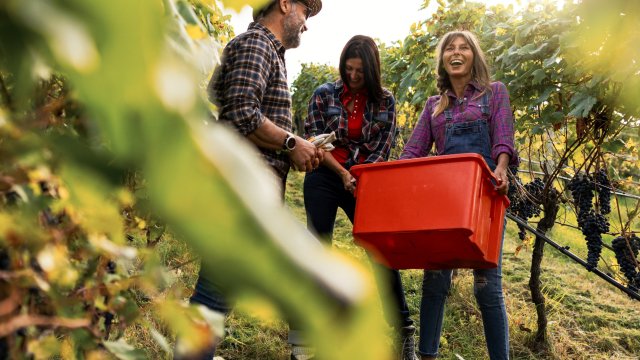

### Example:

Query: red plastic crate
xmin=350 ymin=153 xmax=510 ymax=270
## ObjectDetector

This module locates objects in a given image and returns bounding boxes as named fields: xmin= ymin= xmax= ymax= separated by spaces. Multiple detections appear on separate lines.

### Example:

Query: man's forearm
xmin=246 ymin=119 xmax=288 ymax=150
xmin=245 ymin=117 xmax=322 ymax=172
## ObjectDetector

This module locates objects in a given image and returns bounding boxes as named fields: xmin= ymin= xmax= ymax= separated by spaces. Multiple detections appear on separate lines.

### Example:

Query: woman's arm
xmin=400 ymin=98 xmax=435 ymax=160
xmin=322 ymin=152 xmax=357 ymax=193
xmin=489 ymin=82 xmax=517 ymax=195
xmin=490 ymin=82 xmax=518 ymax=166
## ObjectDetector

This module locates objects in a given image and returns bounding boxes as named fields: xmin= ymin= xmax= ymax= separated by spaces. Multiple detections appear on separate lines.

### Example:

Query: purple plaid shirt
xmin=208 ymin=22 xmax=292 ymax=179
xmin=400 ymin=81 xmax=518 ymax=166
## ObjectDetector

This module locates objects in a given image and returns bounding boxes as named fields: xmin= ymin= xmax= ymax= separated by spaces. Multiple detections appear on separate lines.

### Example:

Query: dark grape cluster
xmin=519 ymin=178 xmax=545 ymax=226
xmin=506 ymin=172 xmax=526 ymax=239
xmin=508 ymin=174 xmax=544 ymax=240
xmin=567 ymin=172 xmax=611 ymax=269
xmin=4 ymin=190 xmax=21 ymax=205
xmin=0 ymin=248 xmax=9 ymax=270
xmin=611 ymin=235 xmax=640 ymax=290
xmin=107 ymin=260 xmax=117 ymax=274
xmin=506 ymin=166 xmax=521 ymax=204
xmin=580 ymin=211 xmax=610 ymax=267
xmin=594 ymin=168 xmax=612 ymax=215
xmin=567 ymin=173 xmax=595 ymax=223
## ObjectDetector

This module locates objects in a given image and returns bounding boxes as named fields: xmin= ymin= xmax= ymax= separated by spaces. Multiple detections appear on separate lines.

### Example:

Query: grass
xmin=129 ymin=171 xmax=640 ymax=359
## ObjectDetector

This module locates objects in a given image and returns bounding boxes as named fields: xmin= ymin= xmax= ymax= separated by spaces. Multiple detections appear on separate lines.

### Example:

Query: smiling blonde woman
xmin=400 ymin=30 xmax=519 ymax=360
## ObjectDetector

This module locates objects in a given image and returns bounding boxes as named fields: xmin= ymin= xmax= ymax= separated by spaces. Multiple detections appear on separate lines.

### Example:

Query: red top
xmin=332 ymin=85 xmax=367 ymax=165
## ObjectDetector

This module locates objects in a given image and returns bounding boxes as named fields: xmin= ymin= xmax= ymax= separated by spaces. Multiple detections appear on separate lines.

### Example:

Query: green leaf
xmin=601 ymin=138 xmax=626 ymax=154
xmin=543 ymin=47 xmax=561 ymax=68
xmin=59 ymin=164 xmax=126 ymax=244
xmin=531 ymin=124 xmax=545 ymax=134
xmin=534 ymin=87 xmax=556 ymax=105
xmin=27 ymin=334 xmax=61 ymax=359
xmin=529 ymin=42 xmax=549 ymax=57
xmin=550 ymin=111 xmax=565 ymax=123
xmin=517 ymin=43 xmax=537 ymax=56
xmin=532 ymin=69 xmax=547 ymax=85
xmin=568 ymin=92 xmax=597 ymax=117
xmin=150 ymin=328 xmax=171 ymax=354
xmin=221 ymin=0 xmax=269 ymax=12
xmin=176 ymin=0 xmax=200 ymax=24
xmin=103 ymin=340 xmax=147 ymax=360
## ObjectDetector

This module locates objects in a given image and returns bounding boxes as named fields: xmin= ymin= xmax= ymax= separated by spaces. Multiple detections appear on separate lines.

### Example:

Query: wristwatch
xmin=282 ymin=132 xmax=296 ymax=152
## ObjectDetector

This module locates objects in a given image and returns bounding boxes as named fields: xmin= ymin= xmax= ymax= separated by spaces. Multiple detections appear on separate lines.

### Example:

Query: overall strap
xmin=480 ymin=92 xmax=490 ymax=118
xmin=444 ymin=109 xmax=454 ymax=123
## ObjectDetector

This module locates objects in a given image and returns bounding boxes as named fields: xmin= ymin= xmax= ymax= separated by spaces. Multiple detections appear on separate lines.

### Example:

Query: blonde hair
xmin=432 ymin=31 xmax=492 ymax=118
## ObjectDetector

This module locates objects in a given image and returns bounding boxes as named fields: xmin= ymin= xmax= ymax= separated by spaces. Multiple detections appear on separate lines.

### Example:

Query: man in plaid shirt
xmin=209 ymin=0 xmax=323 ymax=183
xmin=176 ymin=1 xmax=324 ymax=360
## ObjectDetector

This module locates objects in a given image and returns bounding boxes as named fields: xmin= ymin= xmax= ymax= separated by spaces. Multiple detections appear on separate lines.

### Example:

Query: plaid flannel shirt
xmin=401 ymin=81 xmax=518 ymax=166
xmin=208 ymin=22 xmax=292 ymax=179
xmin=305 ymin=80 xmax=397 ymax=169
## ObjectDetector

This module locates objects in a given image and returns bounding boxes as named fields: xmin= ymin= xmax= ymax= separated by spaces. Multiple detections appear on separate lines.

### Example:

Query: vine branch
xmin=0 ymin=314 xmax=92 ymax=338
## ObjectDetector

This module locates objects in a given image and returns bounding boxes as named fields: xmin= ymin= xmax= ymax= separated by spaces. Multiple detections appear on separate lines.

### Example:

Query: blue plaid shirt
xmin=305 ymin=80 xmax=396 ymax=169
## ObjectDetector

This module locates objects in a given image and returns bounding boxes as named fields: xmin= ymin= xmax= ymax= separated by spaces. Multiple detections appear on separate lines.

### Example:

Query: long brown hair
xmin=433 ymin=31 xmax=491 ymax=117
xmin=339 ymin=35 xmax=384 ymax=103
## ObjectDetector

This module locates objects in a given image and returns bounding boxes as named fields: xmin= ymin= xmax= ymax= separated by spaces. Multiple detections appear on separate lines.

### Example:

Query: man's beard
xmin=282 ymin=13 xmax=303 ymax=49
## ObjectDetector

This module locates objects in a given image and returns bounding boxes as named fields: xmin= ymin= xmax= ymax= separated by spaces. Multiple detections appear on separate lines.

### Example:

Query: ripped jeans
xmin=418 ymin=251 xmax=509 ymax=359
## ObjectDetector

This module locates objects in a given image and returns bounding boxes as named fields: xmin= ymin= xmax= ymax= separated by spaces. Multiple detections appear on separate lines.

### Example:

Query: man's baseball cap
xmin=253 ymin=0 xmax=322 ymax=21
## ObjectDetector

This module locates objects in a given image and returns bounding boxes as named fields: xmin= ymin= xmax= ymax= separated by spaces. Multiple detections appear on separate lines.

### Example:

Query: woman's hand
xmin=493 ymin=153 xmax=512 ymax=195
xmin=493 ymin=153 xmax=510 ymax=195
xmin=493 ymin=167 xmax=508 ymax=195
xmin=341 ymin=171 xmax=357 ymax=194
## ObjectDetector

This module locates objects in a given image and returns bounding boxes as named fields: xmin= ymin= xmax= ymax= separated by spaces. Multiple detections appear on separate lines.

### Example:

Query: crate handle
xmin=484 ymin=171 xmax=510 ymax=214
xmin=485 ymin=171 xmax=509 ymax=201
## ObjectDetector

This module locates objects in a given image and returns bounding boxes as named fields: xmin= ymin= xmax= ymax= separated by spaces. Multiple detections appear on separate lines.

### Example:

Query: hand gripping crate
xmin=350 ymin=153 xmax=510 ymax=270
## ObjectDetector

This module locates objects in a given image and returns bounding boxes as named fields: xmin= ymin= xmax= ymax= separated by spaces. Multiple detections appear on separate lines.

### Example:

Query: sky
xmin=224 ymin=0 xmax=524 ymax=85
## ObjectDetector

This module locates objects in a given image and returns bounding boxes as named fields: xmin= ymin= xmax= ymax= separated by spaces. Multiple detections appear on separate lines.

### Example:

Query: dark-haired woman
xmin=303 ymin=35 xmax=417 ymax=360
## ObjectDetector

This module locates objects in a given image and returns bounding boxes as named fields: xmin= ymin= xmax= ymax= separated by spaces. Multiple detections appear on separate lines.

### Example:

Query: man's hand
xmin=289 ymin=136 xmax=323 ymax=172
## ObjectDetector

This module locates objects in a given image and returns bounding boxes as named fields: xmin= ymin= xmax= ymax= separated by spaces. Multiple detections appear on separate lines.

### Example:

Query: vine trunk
xmin=528 ymin=188 xmax=560 ymax=351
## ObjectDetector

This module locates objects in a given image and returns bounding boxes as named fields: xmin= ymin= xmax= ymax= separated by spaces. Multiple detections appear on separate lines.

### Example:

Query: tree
xmin=290 ymin=63 xmax=339 ymax=135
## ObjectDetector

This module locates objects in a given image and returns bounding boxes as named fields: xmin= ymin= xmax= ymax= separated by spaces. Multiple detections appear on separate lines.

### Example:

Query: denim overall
xmin=418 ymin=94 xmax=510 ymax=360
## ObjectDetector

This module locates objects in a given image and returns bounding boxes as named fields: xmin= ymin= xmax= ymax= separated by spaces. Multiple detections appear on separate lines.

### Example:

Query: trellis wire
xmin=516 ymin=169 xmax=640 ymax=201
xmin=506 ymin=212 xmax=640 ymax=301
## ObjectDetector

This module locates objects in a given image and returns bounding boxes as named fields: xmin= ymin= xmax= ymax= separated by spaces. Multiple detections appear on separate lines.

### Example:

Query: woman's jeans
xmin=421 ymin=104 xmax=510 ymax=359
xmin=418 ymin=234 xmax=509 ymax=359
xmin=304 ymin=166 xmax=413 ymax=330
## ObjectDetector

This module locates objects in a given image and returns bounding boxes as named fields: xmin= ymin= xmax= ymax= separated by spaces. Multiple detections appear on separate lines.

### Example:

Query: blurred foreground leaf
xmin=0 ymin=0 xmax=391 ymax=359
